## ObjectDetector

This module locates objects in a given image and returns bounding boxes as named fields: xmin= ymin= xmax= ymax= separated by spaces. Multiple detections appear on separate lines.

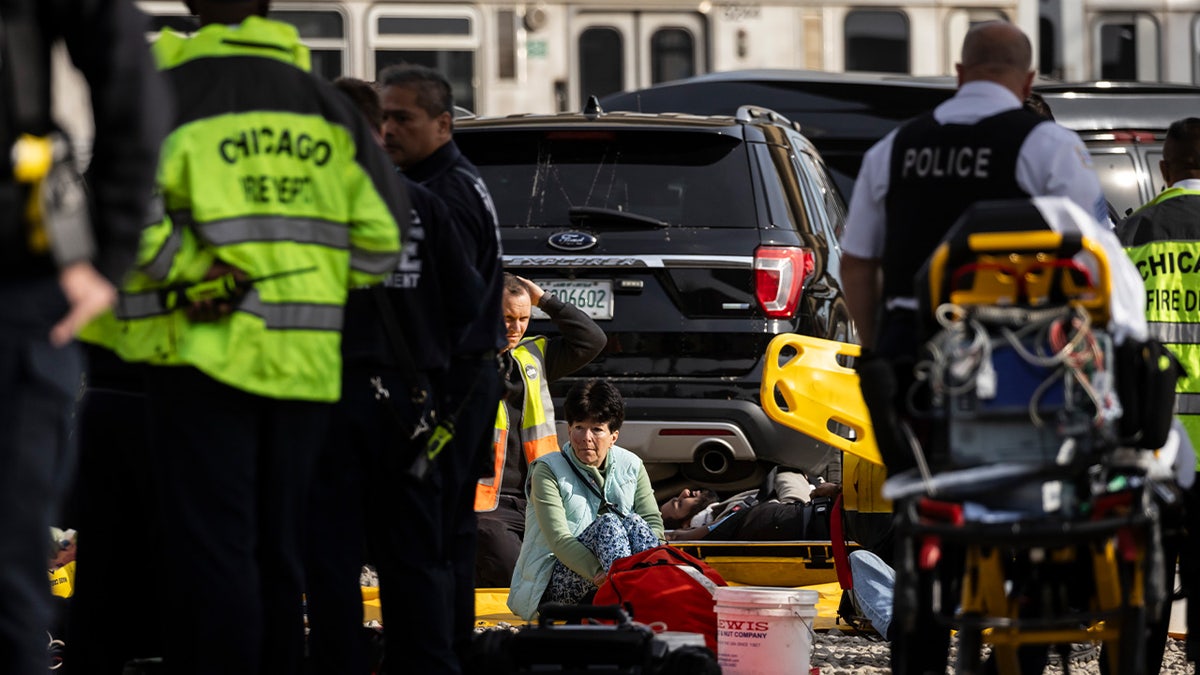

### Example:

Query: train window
xmin=1094 ymin=14 xmax=1160 ymax=81
xmin=271 ymin=11 xmax=343 ymax=38
xmin=271 ymin=10 xmax=347 ymax=81
xmin=371 ymin=7 xmax=481 ymax=113
xmin=1193 ymin=17 xmax=1200 ymax=84
xmin=1039 ymin=16 xmax=1057 ymax=78
xmin=844 ymin=10 xmax=909 ymax=74
xmin=650 ymin=28 xmax=695 ymax=84
xmin=378 ymin=17 xmax=472 ymax=36
xmin=579 ymin=27 xmax=624 ymax=107
xmin=497 ymin=9 xmax=518 ymax=80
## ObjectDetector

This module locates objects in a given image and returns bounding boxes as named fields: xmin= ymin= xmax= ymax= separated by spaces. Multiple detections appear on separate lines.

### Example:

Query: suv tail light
xmin=754 ymin=246 xmax=815 ymax=319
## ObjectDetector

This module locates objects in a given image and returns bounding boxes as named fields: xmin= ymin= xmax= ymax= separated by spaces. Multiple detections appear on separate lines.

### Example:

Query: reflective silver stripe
xmin=239 ymin=291 xmax=343 ymax=331
xmin=525 ymin=420 xmax=557 ymax=441
xmin=351 ymin=248 xmax=400 ymax=275
xmin=1148 ymin=322 xmax=1200 ymax=344
xmin=141 ymin=213 xmax=189 ymax=281
xmin=113 ymin=289 xmax=343 ymax=331
xmin=114 ymin=290 xmax=169 ymax=320
xmin=198 ymin=216 xmax=349 ymax=249
xmin=1178 ymin=394 xmax=1200 ymax=415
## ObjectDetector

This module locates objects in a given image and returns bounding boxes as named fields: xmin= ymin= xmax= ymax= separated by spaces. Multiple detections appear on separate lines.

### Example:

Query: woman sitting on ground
xmin=660 ymin=468 xmax=840 ymax=541
xmin=507 ymin=379 xmax=664 ymax=620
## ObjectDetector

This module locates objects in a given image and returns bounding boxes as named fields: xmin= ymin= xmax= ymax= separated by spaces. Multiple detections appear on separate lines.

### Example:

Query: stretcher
xmin=760 ymin=198 xmax=1172 ymax=674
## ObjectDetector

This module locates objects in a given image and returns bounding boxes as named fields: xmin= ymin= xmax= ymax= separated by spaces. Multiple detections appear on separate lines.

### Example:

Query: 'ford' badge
xmin=547 ymin=231 xmax=598 ymax=251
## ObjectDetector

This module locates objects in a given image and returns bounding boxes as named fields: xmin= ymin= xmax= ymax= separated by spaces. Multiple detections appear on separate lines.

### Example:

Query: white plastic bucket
xmin=714 ymin=586 xmax=819 ymax=675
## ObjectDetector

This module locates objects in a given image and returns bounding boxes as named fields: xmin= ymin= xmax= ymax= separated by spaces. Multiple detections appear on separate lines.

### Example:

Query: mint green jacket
xmin=507 ymin=444 xmax=663 ymax=619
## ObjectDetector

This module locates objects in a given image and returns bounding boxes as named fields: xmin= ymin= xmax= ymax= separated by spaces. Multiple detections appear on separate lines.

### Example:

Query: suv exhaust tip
xmin=695 ymin=441 xmax=735 ymax=477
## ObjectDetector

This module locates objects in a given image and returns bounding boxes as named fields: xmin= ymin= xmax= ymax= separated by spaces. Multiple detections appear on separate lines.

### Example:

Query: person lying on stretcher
xmin=659 ymin=468 xmax=840 ymax=541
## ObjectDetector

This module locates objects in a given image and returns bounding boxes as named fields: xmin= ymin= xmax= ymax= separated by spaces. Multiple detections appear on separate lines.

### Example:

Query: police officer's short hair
xmin=1164 ymin=118 xmax=1200 ymax=171
xmin=377 ymin=64 xmax=454 ymax=120
xmin=564 ymin=379 xmax=625 ymax=431
xmin=960 ymin=21 xmax=1032 ymax=73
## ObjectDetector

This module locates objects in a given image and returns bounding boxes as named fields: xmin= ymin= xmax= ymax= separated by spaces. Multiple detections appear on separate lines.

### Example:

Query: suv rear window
xmin=457 ymin=130 xmax=758 ymax=228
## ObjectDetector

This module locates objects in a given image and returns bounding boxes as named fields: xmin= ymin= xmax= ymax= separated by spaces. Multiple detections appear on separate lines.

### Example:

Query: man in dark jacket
xmin=305 ymin=76 xmax=483 ymax=675
xmin=379 ymin=63 xmax=506 ymax=670
xmin=0 ymin=0 xmax=167 ymax=672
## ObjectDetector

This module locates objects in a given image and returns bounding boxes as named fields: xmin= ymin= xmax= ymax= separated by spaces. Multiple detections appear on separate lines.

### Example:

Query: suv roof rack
xmin=735 ymin=104 xmax=796 ymax=130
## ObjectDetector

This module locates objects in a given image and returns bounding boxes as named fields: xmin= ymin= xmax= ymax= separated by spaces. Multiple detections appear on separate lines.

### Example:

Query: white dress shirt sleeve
xmin=840 ymin=130 xmax=898 ymax=260
xmin=1018 ymin=123 xmax=1111 ymax=225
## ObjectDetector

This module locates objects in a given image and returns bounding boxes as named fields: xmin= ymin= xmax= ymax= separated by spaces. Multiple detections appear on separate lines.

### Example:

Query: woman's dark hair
xmin=563 ymin=379 xmax=625 ymax=431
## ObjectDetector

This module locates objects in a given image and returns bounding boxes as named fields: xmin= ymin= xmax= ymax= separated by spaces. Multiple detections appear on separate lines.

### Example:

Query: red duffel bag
xmin=593 ymin=544 xmax=727 ymax=652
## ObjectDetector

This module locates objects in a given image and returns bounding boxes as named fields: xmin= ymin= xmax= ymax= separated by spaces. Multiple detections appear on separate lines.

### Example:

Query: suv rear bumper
xmin=553 ymin=397 xmax=839 ymax=477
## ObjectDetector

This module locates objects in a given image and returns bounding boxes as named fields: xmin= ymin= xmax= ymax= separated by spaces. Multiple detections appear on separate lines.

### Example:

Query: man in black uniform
xmin=305 ymin=77 xmax=483 ymax=675
xmin=0 ymin=1 xmax=166 ymax=673
xmin=841 ymin=21 xmax=1109 ymax=474
xmin=378 ymin=64 xmax=506 ymax=668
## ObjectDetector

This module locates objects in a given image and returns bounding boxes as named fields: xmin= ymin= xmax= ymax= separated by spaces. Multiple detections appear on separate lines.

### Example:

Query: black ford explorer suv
xmin=455 ymin=102 xmax=853 ymax=492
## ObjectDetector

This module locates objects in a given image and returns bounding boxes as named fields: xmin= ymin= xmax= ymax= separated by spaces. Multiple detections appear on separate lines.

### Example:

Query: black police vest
xmin=882 ymin=108 xmax=1044 ymax=301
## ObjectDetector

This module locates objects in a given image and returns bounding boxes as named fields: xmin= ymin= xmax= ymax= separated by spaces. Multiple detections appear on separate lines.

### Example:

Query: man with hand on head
xmin=474 ymin=273 xmax=606 ymax=588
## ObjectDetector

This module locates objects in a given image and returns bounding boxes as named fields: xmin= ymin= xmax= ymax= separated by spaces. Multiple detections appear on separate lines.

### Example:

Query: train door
xmin=568 ymin=11 xmax=706 ymax=110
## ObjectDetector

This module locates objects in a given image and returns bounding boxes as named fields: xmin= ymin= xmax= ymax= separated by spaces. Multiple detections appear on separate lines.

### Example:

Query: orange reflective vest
xmin=475 ymin=337 xmax=559 ymax=512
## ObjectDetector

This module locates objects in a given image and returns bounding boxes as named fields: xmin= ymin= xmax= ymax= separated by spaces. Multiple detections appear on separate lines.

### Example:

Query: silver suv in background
xmin=1037 ymin=82 xmax=1200 ymax=218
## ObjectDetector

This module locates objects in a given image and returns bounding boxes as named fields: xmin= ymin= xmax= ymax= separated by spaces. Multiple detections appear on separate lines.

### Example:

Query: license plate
xmin=532 ymin=280 xmax=613 ymax=320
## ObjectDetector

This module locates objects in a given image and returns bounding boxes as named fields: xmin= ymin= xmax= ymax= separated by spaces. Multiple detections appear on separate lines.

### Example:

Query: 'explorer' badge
xmin=547 ymin=231 xmax=597 ymax=251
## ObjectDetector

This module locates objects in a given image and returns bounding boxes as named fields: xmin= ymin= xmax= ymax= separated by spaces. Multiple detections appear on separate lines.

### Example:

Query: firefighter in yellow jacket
xmin=475 ymin=274 xmax=606 ymax=588
xmin=1118 ymin=116 xmax=1200 ymax=672
xmin=87 ymin=1 xmax=407 ymax=671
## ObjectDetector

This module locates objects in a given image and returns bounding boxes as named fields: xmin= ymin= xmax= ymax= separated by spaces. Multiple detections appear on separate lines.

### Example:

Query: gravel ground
xmin=810 ymin=631 xmax=1196 ymax=674
xmin=476 ymin=623 xmax=1194 ymax=673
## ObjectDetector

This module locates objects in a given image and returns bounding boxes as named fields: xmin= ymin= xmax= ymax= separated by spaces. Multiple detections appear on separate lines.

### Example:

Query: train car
xmin=1040 ymin=0 xmax=1200 ymax=84
xmin=129 ymin=0 xmax=1035 ymax=116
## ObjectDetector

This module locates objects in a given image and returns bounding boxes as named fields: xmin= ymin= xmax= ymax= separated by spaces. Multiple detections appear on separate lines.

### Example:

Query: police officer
xmin=1117 ymin=117 xmax=1200 ymax=672
xmin=378 ymin=64 xmax=506 ymax=667
xmin=842 ymin=21 xmax=1109 ymax=472
xmin=475 ymin=274 xmax=606 ymax=588
xmin=0 ymin=1 xmax=166 ymax=672
xmin=840 ymin=21 xmax=1113 ymax=674
xmin=305 ymin=77 xmax=483 ymax=675
xmin=92 ymin=2 xmax=408 ymax=672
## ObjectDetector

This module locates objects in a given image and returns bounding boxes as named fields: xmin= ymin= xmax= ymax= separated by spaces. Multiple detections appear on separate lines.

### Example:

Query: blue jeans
xmin=849 ymin=549 xmax=896 ymax=639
